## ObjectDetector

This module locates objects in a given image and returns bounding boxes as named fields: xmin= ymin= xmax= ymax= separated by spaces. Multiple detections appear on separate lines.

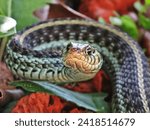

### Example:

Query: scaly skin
xmin=5 ymin=18 xmax=150 ymax=112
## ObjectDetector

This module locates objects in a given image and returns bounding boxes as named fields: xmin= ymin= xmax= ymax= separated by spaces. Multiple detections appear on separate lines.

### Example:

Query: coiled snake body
xmin=5 ymin=18 xmax=150 ymax=112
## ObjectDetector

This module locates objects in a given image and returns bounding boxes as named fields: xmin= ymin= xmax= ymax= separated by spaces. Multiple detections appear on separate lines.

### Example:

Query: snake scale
xmin=5 ymin=18 xmax=150 ymax=112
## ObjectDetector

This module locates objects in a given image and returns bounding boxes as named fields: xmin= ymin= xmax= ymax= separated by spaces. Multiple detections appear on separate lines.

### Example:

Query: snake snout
xmin=63 ymin=42 xmax=103 ymax=74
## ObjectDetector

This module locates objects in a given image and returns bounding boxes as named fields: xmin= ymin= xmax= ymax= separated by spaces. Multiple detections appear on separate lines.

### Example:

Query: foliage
xmin=0 ymin=15 xmax=16 ymax=38
xmin=139 ymin=14 xmax=150 ymax=30
xmin=134 ymin=1 xmax=146 ymax=13
xmin=110 ymin=0 xmax=150 ymax=40
xmin=133 ymin=1 xmax=150 ymax=30
xmin=120 ymin=15 xmax=138 ymax=40
xmin=145 ymin=0 xmax=150 ymax=5
xmin=0 ymin=0 xmax=50 ymax=30
xmin=79 ymin=0 xmax=137 ymax=22
xmin=110 ymin=15 xmax=138 ymax=40
xmin=11 ymin=92 xmax=89 ymax=113
xmin=10 ymin=80 xmax=110 ymax=112
xmin=0 ymin=0 xmax=50 ymax=60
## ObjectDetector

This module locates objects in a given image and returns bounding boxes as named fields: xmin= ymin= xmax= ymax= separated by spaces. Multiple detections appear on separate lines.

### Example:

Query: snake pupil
xmin=86 ymin=47 xmax=95 ymax=55
xmin=87 ymin=50 xmax=92 ymax=55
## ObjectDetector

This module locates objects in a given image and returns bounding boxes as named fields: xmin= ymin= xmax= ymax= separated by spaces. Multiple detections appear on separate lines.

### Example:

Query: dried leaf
xmin=0 ymin=62 xmax=14 ymax=89
xmin=48 ymin=2 xmax=92 ymax=20
xmin=0 ymin=89 xmax=24 ymax=107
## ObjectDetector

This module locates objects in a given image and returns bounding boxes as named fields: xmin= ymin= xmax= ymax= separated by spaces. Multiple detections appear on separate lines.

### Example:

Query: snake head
xmin=63 ymin=42 xmax=103 ymax=74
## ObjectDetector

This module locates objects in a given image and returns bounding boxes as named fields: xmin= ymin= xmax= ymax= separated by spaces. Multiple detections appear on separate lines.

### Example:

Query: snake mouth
xmin=63 ymin=42 xmax=103 ymax=74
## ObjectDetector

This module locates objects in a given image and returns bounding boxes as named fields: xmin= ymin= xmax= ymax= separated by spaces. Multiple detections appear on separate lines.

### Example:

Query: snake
xmin=5 ymin=18 xmax=150 ymax=113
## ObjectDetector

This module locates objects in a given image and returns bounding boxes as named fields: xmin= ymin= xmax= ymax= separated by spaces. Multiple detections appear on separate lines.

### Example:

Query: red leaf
xmin=11 ymin=93 xmax=64 ymax=113
xmin=70 ymin=108 xmax=86 ymax=113
xmin=97 ymin=0 xmax=115 ymax=10
xmin=11 ymin=92 xmax=89 ymax=113
xmin=79 ymin=0 xmax=137 ymax=21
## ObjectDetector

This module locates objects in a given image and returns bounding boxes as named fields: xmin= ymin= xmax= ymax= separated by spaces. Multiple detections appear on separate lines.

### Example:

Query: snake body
xmin=5 ymin=18 xmax=150 ymax=112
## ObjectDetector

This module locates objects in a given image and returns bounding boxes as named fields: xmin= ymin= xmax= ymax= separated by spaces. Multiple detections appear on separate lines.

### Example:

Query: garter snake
xmin=5 ymin=18 xmax=150 ymax=112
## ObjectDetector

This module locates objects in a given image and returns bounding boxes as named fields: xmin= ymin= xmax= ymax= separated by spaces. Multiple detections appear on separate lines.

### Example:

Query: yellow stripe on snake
xmin=5 ymin=18 xmax=150 ymax=112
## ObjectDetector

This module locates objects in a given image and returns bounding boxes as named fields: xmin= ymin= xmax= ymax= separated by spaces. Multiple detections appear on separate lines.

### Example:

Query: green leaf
xmin=0 ymin=0 xmax=11 ymax=16
xmin=0 ymin=0 xmax=50 ymax=30
xmin=120 ymin=15 xmax=138 ymax=40
xmin=110 ymin=16 xmax=138 ymax=40
xmin=145 ymin=0 xmax=150 ymax=5
xmin=10 ymin=80 xmax=110 ymax=113
xmin=0 ymin=15 xmax=16 ymax=38
xmin=110 ymin=17 xmax=122 ymax=26
xmin=139 ymin=14 xmax=150 ymax=29
xmin=0 ymin=27 xmax=16 ymax=38
xmin=134 ymin=1 xmax=146 ymax=13
xmin=98 ymin=17 xmax=106 ymax=24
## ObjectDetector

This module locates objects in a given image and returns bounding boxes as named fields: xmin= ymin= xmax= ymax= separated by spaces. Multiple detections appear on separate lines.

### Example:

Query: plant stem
xmin=0 ymin=37 xmax=8 ymax=61
xmin=7 ymin=0 xmax=12 ymax=17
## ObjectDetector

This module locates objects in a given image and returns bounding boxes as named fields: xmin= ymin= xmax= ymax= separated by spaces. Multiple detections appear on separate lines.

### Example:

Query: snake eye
xmin=87 ymin=50 xmax=92 ymax=55
xmin=85 ymin=46 xmax=95 ymax=55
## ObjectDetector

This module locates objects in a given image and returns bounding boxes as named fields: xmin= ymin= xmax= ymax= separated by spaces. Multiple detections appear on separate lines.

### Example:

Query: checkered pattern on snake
xmin=5 ymin=18 xmax=150 ymax=112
